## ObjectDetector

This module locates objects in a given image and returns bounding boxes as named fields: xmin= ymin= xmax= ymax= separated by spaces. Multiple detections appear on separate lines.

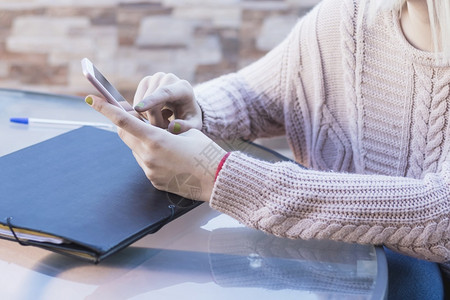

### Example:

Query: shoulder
xmin=313 ymin=0 xmax=375 ymax=36
xmin=304 ymin=0 xmax=360 ymax=48
xmin=296 ymin=0 xmax=355 ymax=66
xmin=279 ymin=0 xmax=362 ymax=50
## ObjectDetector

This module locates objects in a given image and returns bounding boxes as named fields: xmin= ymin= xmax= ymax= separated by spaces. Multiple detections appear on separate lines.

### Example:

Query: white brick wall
xmin=0 ymin=0 xmax=320 ymax=97
xmin=7 ymin=16 xmax=92 ymax=54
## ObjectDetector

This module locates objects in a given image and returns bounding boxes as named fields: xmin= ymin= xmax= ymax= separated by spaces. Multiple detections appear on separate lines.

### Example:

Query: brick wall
xmin=0 ymin=0 xmax=319 ymax=99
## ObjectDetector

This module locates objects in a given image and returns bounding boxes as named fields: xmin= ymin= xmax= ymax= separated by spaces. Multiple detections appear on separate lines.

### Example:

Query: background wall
xmin=0 ymin=0 xmax=319 ymax=99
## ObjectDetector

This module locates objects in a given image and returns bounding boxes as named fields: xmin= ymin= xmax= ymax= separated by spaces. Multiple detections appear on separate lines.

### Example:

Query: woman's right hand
xmin=133 ymin=72 xmax=202 ymax=134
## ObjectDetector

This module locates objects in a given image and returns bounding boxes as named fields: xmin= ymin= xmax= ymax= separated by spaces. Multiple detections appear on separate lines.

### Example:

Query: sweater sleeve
xmin=194 ymin=9 xmax=314 ymax=141
xmin=211 ymin=152 xmax=450 ymax=263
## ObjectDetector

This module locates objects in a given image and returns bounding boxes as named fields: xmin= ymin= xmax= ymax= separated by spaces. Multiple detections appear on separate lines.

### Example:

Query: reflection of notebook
xmin=0 ymin=126 xmax=202 ymax=263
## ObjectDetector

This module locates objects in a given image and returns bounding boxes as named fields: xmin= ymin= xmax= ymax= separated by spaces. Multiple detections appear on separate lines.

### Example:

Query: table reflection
xmin=0 ymin=226 xmax=380 ymax=299
xmin=0 ymin=89 xmax=386 ymax=299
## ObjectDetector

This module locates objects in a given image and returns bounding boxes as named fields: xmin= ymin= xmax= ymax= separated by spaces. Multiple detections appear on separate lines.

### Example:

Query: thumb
xmin=168 ymin=119 xmax=202 ymax=134
xmin=85 ymin=94 xmax=165 ymax=140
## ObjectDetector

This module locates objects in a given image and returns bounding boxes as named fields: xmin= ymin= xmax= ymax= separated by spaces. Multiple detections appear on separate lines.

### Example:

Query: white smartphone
xmin=81 ymin=58 xmax=126 ymax=110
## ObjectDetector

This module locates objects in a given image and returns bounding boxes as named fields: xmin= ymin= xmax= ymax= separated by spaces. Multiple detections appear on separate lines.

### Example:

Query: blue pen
xmin=10 ymin=117 xmax=115 ymax=129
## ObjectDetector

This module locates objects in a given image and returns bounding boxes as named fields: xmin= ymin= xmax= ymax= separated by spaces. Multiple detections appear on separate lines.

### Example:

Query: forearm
xmin=194 ymin=21 xmax=307 ymax=141
xmin=195 ymin=74 xmax=285 ymax=142
xmin=211 ymin=152 xmax=450 ymax=262
xmin=195 ymin=73 xmax=258 ymax=141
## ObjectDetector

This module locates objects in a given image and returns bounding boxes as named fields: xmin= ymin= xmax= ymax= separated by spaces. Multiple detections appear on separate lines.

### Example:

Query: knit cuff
xmin=194 ymin=74 xmax=253 ymax=140
xmin=215 ymin=152 xmax=231 ymax=181
xmin=196 ymin=96 xmax=218 ymax=136
xmin=210 ymin=152 xmax=275 ymax=225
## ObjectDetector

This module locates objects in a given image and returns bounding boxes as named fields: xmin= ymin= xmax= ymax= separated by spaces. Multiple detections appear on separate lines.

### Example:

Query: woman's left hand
xmin=85 ymin=94 xmax=226 ymax=202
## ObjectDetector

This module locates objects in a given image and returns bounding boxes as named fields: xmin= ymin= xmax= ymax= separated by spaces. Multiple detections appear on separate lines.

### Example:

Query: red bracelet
xmin=215 ymin=152 xmax=231 ymax=181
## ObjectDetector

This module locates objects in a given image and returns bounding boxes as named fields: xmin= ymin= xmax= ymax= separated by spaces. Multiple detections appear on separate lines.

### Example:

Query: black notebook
xmin=0 ymin=126 xmax=204 ymax=263
xmin=0 ymin=126 xmax=290 ymax=263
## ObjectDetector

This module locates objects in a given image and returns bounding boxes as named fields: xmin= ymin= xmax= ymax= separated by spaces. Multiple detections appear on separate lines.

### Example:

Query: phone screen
xmin=92 ymin=64 xmax=127 ymax=104
xmin=81 ymin=58 xmax=128 ymax=110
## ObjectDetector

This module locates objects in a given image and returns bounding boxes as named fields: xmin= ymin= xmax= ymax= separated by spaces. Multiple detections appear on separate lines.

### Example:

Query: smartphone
xmin=81 ymin=58 xmax=126 ymax=110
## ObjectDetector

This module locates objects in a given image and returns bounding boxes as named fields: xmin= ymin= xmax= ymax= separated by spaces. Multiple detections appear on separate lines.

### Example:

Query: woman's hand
xmin=85 ymin=94 xmax=226 ymax=202
xmin=133 ymin=73 xmax=202 ymax=134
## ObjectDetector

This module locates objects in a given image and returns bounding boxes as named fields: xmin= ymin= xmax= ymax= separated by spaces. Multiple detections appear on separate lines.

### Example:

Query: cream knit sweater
xmin=195 ymin=0 xmax=450 ymax=272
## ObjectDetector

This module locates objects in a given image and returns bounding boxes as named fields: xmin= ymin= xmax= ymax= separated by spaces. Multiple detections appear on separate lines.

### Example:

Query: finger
xmin=158 ymin=73 xmax=180 ymax=86
xmin=168 ymin=118 xmax=202 ymax=134
xmin=134 ymin=80 xmax=193 ymax=112
xmin=145 ymin=73 xmax=180 ymax=116
xmin=119 ymin=100 xmax=149 ymax=122
xmin=134 ymin=73 xmax=179 ymax=107
xmin=135 ymin=74 xmax=174 ymax=128
xmin=151 ymin=74 xmax=180 ymax=121
xmin=133 ymin=73 xmax=166 ymax=107
xmin=85 ymin=94 xmax=164 ymax=141
xmin=147 ymin=105 xmax=166 ymax=128
xmin=136 ymin=82 xmax=176 ymax=128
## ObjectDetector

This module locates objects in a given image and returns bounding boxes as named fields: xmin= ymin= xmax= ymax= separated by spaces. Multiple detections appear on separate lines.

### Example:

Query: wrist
xmin=215 ymin=152 xmax=231 ymax=181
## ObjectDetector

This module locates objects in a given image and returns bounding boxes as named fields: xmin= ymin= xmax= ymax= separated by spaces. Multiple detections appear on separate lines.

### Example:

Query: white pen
xmin=10 ymin=117 xmax=115 ymax=130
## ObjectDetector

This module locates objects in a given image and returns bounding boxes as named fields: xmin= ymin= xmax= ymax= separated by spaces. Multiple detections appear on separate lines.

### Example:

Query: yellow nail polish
xmin=85 ymin=96 xmax=93 ymax=106
xmin=173 ymin=122 xmax=181 ymax=133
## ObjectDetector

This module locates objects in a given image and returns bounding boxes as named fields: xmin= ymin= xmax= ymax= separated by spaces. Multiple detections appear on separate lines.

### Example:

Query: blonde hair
xmin=368 ymin=0 xmax=450 ymax=63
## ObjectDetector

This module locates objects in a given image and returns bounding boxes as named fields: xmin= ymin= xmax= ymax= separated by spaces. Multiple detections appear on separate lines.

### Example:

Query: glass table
xmin=0 ymin=88 xmax=388 ymax=299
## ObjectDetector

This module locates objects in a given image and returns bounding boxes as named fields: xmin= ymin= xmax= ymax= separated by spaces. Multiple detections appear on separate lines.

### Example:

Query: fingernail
xmin=173 ymin=122 xmax=181 ymax=133
xmin=85 ymin=96 xmax=93 ymax=106
xmin=135 ymin=102 xmax=145 ymax=109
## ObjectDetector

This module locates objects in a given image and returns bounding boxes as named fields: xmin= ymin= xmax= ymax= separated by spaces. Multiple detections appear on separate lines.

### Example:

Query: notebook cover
xmin=0 ymin=126 xmax=201 ymax=262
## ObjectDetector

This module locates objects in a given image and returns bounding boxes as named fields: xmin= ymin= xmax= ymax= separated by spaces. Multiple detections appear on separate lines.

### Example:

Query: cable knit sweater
xmin=195 ymin=0 xmax=450 ymax=274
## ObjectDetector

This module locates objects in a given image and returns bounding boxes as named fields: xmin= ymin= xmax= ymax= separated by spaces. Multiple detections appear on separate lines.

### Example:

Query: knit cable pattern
xmin=423 ymin=70 xmax=450 ymax=174
xmin=408 ymin=65 xmax=434 ymax=178
xmin=211 ymin=153 xmax=450 ymax=263
xmin=341 ymin=0 xmax=363 ymax=172
xmin=202 ymin=0 xmax=450 ymax=273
